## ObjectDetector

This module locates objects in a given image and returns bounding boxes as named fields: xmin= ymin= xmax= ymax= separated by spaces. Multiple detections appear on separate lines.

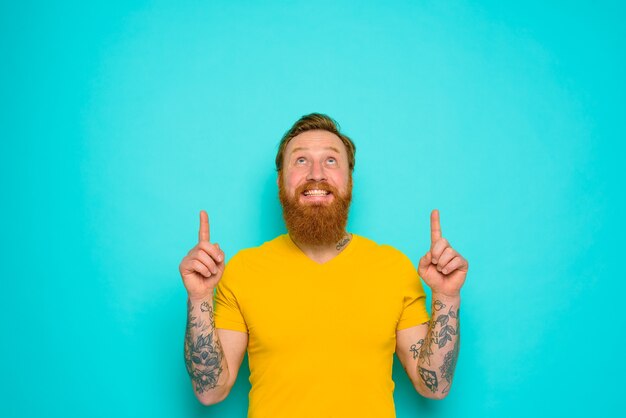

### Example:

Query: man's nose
xmin=306 ymin=160 xmax=326 ymax=181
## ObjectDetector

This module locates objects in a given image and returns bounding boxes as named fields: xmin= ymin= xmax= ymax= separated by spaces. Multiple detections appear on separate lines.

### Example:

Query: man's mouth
xmin=300 ymin=186 xmax=335 ymax=204
xmin=303 ymin=189 xmax=331 ymax=197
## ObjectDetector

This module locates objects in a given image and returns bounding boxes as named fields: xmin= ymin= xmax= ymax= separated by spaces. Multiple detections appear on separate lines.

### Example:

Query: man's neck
xmin=290 ymin=233 xmax=353 ymax=264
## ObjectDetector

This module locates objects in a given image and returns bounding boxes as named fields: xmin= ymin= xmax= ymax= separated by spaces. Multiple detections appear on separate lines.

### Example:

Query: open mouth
xmin=303 ymin=189 xmax=331 ymax=197
xmin=300 ymin=187 xmax=334 ymax=203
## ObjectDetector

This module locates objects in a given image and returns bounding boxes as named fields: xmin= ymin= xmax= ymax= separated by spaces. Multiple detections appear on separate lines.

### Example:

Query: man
xmin=179 ymin=113 xmax=469 ymax=417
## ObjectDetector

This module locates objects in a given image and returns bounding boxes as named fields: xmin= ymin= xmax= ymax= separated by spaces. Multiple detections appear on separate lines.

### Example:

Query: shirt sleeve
xmin=214 ymin=254 xmax=249 ymax=333
xmin=396 ymin=255 xmax=430 ymax=331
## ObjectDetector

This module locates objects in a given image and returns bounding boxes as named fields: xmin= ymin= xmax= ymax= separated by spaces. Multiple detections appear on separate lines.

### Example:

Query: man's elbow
xmin=413 ymin=382 xmax=451 ymax=400
xmin=194 ymin=386 xmax=230 ymax=406
xmin=425 ymin=390 xmax=450 ymax=401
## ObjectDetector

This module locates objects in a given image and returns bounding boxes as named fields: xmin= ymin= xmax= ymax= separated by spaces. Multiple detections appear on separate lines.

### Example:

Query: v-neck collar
xmin=282 ymin=233 xmax=358 ymax=267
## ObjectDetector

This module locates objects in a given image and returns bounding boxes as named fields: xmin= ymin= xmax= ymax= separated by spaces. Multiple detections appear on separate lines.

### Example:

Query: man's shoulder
xmin=352 ymin=235 xmax=418 ymax=280
xmin=227 ymin=234 xmax=289 ymax=266
xmin=353 ymin=234 xmax=411 ymax=261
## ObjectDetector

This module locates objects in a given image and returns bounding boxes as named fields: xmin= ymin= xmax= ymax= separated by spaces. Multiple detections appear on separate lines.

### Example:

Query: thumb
xmin=418 ymin=251 xmax=432 ymax=272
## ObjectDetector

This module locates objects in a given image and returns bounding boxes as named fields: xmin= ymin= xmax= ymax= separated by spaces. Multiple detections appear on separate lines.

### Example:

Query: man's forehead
xmin=285 ymin=130 xmax=347 ymax=154
xmin=289 ymin=145 xmax=342 ymax=154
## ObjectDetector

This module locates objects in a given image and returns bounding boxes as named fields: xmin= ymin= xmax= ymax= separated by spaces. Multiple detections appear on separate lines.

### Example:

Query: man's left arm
xmin=396 ymin=294 xmax=460 ymax=399
xmin=396 ymin=209 xmax=468 ymax=399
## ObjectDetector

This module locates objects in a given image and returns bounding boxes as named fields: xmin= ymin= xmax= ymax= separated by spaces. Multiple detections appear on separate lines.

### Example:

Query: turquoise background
xmin=2 ymin=0 xmax=624 ymax=417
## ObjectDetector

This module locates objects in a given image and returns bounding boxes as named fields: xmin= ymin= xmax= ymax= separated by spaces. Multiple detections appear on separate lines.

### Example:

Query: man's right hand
xmin=179 ymin=210 xmax=226 ymax=300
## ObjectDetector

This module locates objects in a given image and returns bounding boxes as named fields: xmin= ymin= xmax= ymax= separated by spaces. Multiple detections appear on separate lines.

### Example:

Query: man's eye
xmin=327 ymin=158 xmax=336 ymax=164
xmin=296 ymin=157 xmax=306 ymax=164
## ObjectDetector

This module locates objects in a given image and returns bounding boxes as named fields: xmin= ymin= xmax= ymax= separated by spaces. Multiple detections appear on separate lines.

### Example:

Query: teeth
xmin=304 ymin=189 xmax=330 ymax=196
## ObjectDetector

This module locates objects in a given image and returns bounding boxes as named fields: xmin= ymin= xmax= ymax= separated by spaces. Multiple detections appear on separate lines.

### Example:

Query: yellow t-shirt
xmin=214 ymin=234 xmax=429 ymax=418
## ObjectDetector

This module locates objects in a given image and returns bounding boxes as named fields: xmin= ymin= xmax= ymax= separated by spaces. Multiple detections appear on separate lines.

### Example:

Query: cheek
xmin=330 ymin=173 xmax=350 ymax=191
xmin=283 ymin=174 xmax=302 ymax=194
xmin=286 ymin=174 xmax=299 ymax=187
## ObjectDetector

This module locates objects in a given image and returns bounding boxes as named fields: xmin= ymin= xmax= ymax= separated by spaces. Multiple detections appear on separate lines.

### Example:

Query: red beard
xmin=278 ymin=176 xmax=352 ymax=247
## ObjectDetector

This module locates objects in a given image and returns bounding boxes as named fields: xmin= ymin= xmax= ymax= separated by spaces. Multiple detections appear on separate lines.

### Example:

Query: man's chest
xmin=238 ymin=265 xmax=404 ymax=356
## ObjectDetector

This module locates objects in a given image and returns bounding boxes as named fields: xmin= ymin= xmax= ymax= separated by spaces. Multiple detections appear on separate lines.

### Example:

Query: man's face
xmin=280 ymin=129 xmax=351 ymax=203
xmin=278 ymin=129 xmax=353 ymax=246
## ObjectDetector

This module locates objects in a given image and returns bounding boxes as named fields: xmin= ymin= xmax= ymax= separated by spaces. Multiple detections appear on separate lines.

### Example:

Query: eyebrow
xmin=290 ymin=146 xmax=341 ymax=154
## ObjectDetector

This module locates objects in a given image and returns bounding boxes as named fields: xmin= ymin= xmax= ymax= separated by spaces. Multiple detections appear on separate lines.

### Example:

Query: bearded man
xmin=179 ymin=113 xmax=469 ymax=418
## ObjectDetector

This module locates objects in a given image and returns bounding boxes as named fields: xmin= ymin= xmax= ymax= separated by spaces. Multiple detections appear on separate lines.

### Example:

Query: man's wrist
xmin=188 ymin=290 xmax=215 ymax=304
xmin=431 ymin=292 xmax=461 ymax=305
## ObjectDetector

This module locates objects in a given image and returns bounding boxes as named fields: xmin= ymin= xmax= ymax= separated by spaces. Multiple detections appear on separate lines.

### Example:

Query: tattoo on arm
xmin=440 ymin=339 xmax=460 ymax=394
xmin=415 ymin=301 xmax=459 ymax=366
xmin=410 ymin=339 xmax=424 ymax=360
xmin=417 ymin=319 xmax=436 ymax=365
xmin=184 ymin=299 xmax=224 ymax=393
xmin=418 ymin=366 xmax=438 ymax=393
xmin=410 ymin=299 xmax=461 ymax=395
xmin=409 ymin=320 xmax=430 ymax=359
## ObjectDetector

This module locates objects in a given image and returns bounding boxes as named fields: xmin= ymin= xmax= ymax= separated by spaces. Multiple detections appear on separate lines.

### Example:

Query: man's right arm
xmin=184 ymin=294 xmax=248 ymax=405
xmin=180 ymin=210 xmax=248 ymax=405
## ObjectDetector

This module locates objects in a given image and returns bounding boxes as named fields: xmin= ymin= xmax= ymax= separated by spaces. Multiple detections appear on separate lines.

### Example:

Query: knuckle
xmin=193 ymin=260 xmax=208 ymax=274
xmin=183 ymin=260 xmax=189 ymax=269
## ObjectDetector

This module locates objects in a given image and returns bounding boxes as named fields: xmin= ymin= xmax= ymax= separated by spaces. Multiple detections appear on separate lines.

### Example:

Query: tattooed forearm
xmin=184 ymin=298 xmax=225 ymax=394
xmin=440 ymin=338 xmax=459 ymax=394
xmin=419 ymin=300 xmax=458 ymax=363
xmin=418 ymin=366 xmax=438 ymax=393
xmin=418 ymin=319 xmax=437 ymax=365
xmin=413 ymin=297 xmax=461 ymax=397
xmin=410 ymin=339 xmax=424 ymax=360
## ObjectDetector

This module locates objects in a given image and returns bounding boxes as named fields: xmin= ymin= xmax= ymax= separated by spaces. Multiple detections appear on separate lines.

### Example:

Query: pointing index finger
xmin=430 ymin=209 xmax=442 ymax=244
xmin=199 ymin=210 xmax=210 ymax=242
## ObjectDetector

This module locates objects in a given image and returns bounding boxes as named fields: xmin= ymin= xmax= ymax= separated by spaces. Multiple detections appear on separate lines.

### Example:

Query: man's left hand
xmin=417 ymin=209 xmax=469 ymax=298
